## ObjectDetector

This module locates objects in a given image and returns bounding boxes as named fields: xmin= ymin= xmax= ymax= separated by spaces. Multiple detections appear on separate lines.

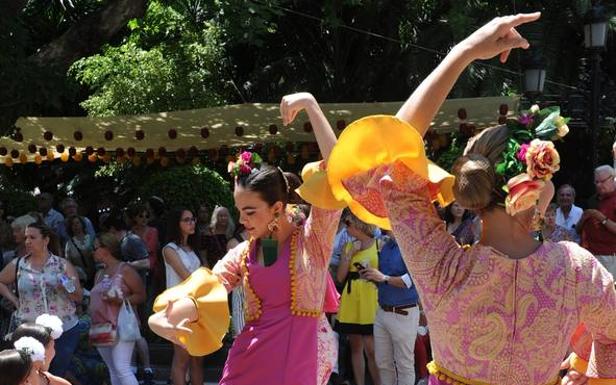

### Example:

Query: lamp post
xmin=522 ymin=48 xmax=546 ymax=108
xmin=584 ymin=4 xmax=608 ymax=170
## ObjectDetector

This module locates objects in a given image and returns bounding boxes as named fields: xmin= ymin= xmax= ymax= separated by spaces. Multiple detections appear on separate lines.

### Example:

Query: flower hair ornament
xmin=14 ymin=337 xmax=46 ymax=363
xmin=497 ymin=105 xmax=569 ymax=216
xmin=228 ymin=151 xmax=263 ymax=179
xmin=36 ymin=314 xmax=64 ymax=340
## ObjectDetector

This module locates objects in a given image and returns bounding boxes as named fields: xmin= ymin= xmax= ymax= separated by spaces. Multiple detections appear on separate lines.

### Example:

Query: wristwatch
xmin=383 ymin=275 xmax=390 ymax=285
xmin=601 ymin=217 xmax=609 ymax=226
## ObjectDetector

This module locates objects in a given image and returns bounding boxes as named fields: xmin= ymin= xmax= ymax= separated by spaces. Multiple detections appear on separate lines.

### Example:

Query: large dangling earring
xmin=267 ymin=215 xmax=280 ymax=233
xmin=262 ymin=213 xmax=280 ymax=267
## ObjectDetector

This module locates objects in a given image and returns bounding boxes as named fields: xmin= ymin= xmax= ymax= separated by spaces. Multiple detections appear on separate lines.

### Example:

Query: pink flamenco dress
xmin=315 ymin=115 xmax=616 ymax=385
xmin=152 ymin=161 xmax=343 ymax=385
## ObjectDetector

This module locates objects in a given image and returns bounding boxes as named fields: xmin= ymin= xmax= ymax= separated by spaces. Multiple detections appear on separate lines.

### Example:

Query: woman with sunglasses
xmin=90 ymin=233 xmax=146 ymax=385
xmin=161 ymin=208 xmax=203 ymax=385
xmin=149 ymin=91 xmax=341 ymax=385
xmin=127 ymin=203 xmax=161 ymax=290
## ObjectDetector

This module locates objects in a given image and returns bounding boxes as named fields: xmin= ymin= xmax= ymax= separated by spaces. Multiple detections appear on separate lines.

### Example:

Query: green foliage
xmin=138 ymin=164 xmax=234 ymax=213
xmin=69 ymin=1 xmax=230 ymax=117
xmin=435 ymin=134 xmax=464 ymax=172
xmin=0 ymin=187 xmax=37 ymax=217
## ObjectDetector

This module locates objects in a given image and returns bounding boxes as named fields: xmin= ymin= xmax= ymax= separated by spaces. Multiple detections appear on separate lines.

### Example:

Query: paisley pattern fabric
xmin=342 ymin=162 xmax=616 ymax=384
xmin=317 ymin=314 xmax=337 ymax=385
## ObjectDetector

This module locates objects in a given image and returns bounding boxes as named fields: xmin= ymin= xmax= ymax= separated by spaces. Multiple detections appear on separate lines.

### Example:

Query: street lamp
xmin=584 ymin=4 xmax=608 ymax=169
xmin=522 ymin=48 xmax=546 ymax=108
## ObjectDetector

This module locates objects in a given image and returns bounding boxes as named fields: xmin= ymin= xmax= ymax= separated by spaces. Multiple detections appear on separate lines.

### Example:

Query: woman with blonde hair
xmin=305 ymin=12 xmax=615 ymax=385
xmin=202 ymin=206 xmax=235 ymax=267
xmin=336 ymin=213 xmax=380 ymax=385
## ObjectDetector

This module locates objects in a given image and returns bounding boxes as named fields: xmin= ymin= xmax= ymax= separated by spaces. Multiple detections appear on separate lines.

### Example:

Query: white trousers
xmin=98 ymin=341 xmax=138 ymax=385
xmin=374 ymin=306 xmax=420 ymax=385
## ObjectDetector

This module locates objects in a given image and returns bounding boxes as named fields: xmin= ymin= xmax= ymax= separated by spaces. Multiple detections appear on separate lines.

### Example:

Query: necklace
xmin=240 ymin=229 xmax=306 ymax=321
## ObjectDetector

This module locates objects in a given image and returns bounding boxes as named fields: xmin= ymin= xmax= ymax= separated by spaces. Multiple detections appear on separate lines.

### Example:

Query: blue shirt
xmin=377 ymin=239 xmax=419 ymax=307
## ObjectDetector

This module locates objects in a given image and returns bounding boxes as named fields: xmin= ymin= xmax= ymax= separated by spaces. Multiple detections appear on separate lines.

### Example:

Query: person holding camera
xmin=336 ymin=213 xmax=380 ymax=385
xmin=359 ymin=231 xmax=420 ymax=385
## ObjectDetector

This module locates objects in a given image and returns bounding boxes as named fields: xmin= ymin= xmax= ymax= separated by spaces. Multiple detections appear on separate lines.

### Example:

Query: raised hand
xmin=460 ymin=12 xmax=541 ymax=63
xmin=280 ymin=92 xmax=317 ymax=126
xmin=280 ymin=92 xmax=337 ymax=162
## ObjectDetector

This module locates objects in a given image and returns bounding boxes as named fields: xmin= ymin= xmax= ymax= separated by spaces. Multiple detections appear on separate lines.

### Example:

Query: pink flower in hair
xmin=240 ymin=151 xmax=252 ymax=163
xmin=517 ymin=143 xmax=530 ymax=163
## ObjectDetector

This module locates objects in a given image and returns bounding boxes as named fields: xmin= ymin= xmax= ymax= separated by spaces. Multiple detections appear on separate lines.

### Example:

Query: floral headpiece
xmin=36 ymin=314 xmax=64 ymax=340
xmin=228 ymin=151 xmax=263 ymax=178
xmin=14 ymin=337 xmax=46 ymax=363
xmin=498 ymin=105 xmax=569 ymax=216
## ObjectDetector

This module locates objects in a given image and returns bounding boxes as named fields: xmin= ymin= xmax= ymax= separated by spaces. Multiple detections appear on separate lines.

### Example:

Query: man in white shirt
xmin=555 ymin=184 xmax=582 ymax=243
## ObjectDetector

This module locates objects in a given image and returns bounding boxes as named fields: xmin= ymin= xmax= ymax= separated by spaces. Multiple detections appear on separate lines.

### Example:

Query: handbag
xmin=118 ymin=299 xmax=141 ymax=342
xmin=88 ymin=322 xmax=117 ymax=346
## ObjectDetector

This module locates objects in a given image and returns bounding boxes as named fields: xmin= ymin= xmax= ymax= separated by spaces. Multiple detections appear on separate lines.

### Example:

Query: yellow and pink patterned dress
xmin=322 ymin=116 xmax=616 ymax=385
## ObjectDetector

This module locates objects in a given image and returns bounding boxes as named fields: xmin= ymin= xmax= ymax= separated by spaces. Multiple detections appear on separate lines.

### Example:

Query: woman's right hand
xmin=148 ymin=298 xmax=196 ymax=348
xmin=458 ymin=12 xmax=541 ymax=63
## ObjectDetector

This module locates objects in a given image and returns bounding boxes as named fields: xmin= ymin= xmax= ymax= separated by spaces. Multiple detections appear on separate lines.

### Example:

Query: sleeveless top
xmin=16 ymin=254 xmax=78 ymax=331
xmin=164 ymin=242 xmax=201 ymax=288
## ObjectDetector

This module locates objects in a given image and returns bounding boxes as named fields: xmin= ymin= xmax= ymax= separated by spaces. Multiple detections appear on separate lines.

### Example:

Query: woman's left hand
xmin=280 ymin=92 xmax=317 ymax=126
xmin=560 ymin=354 xmax=588 ymax=385
xmin=148 ymin=299 xmax=195 ymax=348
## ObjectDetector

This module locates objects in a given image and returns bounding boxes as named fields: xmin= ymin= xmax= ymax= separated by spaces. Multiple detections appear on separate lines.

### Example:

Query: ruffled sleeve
xmin=152 ymin=267 xmax=230 ymax=356
xmin=325 ymin=115 xmax=467 ymax=309
xmin=325 ymin=115 xmax=455 ymax=230
xmin=569 ymin=246 xmax=616 ymax=383
xmin=297 ymin=160 xmax=343 ymax=268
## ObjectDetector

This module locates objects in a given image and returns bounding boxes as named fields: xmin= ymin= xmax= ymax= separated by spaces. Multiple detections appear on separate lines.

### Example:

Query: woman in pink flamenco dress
xmin=316 ymin=12 xmax=616 ymax=385
xmin=148 ymin=92 xmax=343 ymax=385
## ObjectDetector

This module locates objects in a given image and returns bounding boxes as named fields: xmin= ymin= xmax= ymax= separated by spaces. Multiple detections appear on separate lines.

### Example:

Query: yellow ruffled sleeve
xmin=296 ymin=160 xmax=346 ymax=210
xmin=153 ymin=268 xmax=230 ymax=356
xmin=326 ymin=115 xmax=455 ymax=230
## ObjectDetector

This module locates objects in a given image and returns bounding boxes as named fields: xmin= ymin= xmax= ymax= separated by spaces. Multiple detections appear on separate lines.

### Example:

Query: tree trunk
xmin=29 ymin=0 xmax=148 ymax=70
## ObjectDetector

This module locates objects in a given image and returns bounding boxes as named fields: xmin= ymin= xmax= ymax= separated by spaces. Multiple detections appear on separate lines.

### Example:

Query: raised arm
xmin=280 ymin=92 xmax=337 ymax=162
xmin=396 ymin=12 xmax=540 ymax=137
xmin=281 ymin=92 xmax=343 ymax=266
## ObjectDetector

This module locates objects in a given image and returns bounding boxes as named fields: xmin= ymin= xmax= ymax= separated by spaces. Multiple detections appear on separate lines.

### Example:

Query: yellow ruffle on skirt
xmin=153 ymin=268 xmax=230 ymax=356
xmin=326 ymin=115 xmax=455 ymax=229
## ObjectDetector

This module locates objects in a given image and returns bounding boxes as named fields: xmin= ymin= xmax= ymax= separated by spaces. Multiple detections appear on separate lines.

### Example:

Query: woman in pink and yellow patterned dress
xmin=148 ymin=92 xmax=343 ymax=385
xmin=313 ymin=12 xmax=616 ymax=385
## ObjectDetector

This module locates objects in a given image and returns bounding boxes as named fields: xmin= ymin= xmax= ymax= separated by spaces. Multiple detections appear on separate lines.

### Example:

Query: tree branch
xmin=29 ymin=0 xmax=148 ymax=70
xmin=4 ymin=0 xmax=28 ymax=18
